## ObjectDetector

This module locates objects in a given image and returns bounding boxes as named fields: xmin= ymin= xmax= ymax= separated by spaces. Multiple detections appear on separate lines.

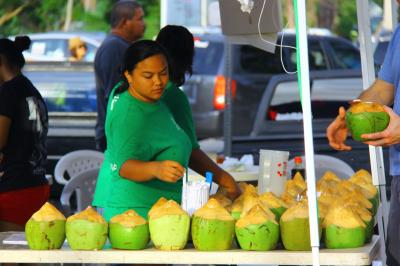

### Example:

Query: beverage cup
xmin=258 ymin=149 xmax=289 ymax=196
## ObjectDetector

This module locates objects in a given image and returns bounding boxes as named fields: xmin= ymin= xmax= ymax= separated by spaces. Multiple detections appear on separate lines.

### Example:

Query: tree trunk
xmin=0 ymin=2 xmax=30 ymax=26
xmin=307 ymin=0 xmax=317 ymax=27
xmin=82 ymin=0 xmax=96 ymax=11
xmin=286 ymin=1 xmax=295 ymax=28
xmin=63 ymin=0 xmax=74 ymax=32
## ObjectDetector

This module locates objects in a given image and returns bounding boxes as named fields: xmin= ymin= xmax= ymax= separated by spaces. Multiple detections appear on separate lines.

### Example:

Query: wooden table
xmin=0 ymin=231 xmax=380 ymax=265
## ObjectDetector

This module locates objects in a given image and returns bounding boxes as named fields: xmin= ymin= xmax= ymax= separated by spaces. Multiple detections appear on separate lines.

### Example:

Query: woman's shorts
xmin=0 ymin=184 xmax=50 ymax=226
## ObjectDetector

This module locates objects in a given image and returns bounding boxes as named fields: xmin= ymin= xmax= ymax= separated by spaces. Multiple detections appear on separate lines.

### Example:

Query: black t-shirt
xmin=0 ymin=75 xmax=48 ymax=192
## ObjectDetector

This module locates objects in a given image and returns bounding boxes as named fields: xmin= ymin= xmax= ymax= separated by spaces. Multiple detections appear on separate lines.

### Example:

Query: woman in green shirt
xmin=93 ymin=40 xmax=192 ymax=220
xmin=156 ymin=25 xmax=241 ymax=200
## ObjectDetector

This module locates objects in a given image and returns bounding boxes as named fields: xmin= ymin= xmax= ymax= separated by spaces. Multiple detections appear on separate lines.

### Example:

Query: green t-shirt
xmin=161 ymin=81 xmax=200 ymax=150
xmin=92 ymin=87 xmax=192 ymax=212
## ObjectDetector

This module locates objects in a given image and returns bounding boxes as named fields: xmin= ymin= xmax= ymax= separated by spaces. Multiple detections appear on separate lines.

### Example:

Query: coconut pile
xmin=24 ymin=169 xmax=377 ymax=251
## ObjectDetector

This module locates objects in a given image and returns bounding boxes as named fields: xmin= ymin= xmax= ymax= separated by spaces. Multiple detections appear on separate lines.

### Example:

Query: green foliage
xmin=0 ymin=0 xmax=160 ymax=39
xmin=0 ymin=0 xmax=66 ymax=36
xmin=335 ymin=0 xmax=357 ymax=40
xmin=72 ymin=1 xmax=113 ymax=32
xmin=139 ymin=0 xmax=161 ymax=40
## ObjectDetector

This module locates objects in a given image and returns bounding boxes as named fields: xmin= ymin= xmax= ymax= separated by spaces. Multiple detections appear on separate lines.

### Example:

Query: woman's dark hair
xmin=116 ymin=40 xmax=169 ymax=94
xmin=156 ymin=25 xmax=194 ymax=87
xmin=0 ymin=36 xmax=31 ymax=69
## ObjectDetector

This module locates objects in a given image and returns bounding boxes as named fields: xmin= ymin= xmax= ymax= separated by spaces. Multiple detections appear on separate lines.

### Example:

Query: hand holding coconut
xmin=326 ymin=106 xmax=352 ymax=151
xmin=328 ymin=101 xmax=392 ymax=149
xmin=361 ymin=105 xmax=400 ymax=147
xmin=345 ymin=100 xmax=390 ymax=143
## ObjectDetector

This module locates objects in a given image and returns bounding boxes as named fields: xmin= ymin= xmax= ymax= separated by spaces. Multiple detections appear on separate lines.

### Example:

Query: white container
xmin=258 ymin=149 xmax=289 ymax=196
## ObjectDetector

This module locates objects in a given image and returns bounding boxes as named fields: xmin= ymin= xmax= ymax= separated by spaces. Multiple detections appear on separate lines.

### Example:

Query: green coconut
xmin=148 ymin=199 xmax=190 ymax=250
xmin=324 ymin=204 xmax=366 ymax=249
xmin=280 ymin=200 xmax=322 ymax=251
xmin=192 ymin=198 xmax=235 ymax=251
xmin=259 ymin=192 xmax=288 ymax=221
xmin=25 ymin=202 xmax=66 ymax=250
xmin=349 ymin=170 xmax=379 ymax=216
xmin=230 ymin=195 xmax=243 ymax=220
xmin=109 ymin=210 xmax=149 ymax=250
xmin=341 ymin=197 xmax=374 ymax=244
xmin=345 ymin=101 xmax=389 ymax=142
xmin=338 ymin=182 xmax=375 ymax=217
xmin=235 ymin=204 xmax=279 ymax=251
xmin=66 ymin=206 xmax=108 ymax=250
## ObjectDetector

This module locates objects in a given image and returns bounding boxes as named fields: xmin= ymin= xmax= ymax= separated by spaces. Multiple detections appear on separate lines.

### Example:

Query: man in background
xmin=94 ymin=0 xmax=145 ymax=151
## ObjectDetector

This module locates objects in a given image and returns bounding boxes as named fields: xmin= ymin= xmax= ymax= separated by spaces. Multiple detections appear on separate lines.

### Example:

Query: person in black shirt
xmin=0 ymin=36 xmax=49 ymax=231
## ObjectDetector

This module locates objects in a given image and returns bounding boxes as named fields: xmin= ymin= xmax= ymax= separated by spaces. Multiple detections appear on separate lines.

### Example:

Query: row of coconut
xmin=25 ymin=169 xmax=377 ymax=251
xmin=211 ymin=168 xmax=378 ymax=250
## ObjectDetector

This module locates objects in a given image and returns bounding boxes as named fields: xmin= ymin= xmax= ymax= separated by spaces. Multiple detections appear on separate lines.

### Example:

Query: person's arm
xmin=358 ymin=79 xmax=395 ymax=105
xmin=120 ymin=159 xmax=185 ymax=183
xmin=0 ymin=115 xmax=11 ymax=151
xmin=189 ymin=148 xmax=241 ymax=200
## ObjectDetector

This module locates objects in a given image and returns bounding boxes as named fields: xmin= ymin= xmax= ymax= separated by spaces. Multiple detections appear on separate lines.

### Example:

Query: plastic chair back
xmin=60 ymin=168 xmax=99 ymax=214
xmin=287 ymin=154 xmax=355 ymax=179
xmin=54 ymin=149 xmax=104 ymax=185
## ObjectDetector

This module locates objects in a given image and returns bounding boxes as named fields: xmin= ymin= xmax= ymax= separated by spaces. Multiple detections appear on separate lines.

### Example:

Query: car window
xmin=238 ymin=38 xmax=327 ymax=74
xmin=238 ymin=45 xmax=286 ymax=74
xmin=286 ymin=40 xmax=328 ymax=71
xmin=374 ymin=40 xmax=389 ymax=66
xmin=267 ymin=77 xmax=362 ymax=121
xmin=24 ymin=66 xmax=96 ymax=113
xmin=193 ymin=39 xmax=223 ymax=74
xmin=26 ymin=39 xmax=67 ymax=59
xmin=84 ymin=43 xmax=97 ymax=61
xmin=327 ymin=39 xmax=361 ymax=70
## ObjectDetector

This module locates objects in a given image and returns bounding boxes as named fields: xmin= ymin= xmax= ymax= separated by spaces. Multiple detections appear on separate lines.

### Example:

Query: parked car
xmin=186 ymin=30 xmax=363 ymax=139
xmin=12 ymin=32 xmax=104 ymax=62
xmin=23 ymin=62 xmax=97 ymax=197
xmin=373 ymin=34 xmax=390 ymax=67
xmin=229 ymin=71 xmax=390 ymax=194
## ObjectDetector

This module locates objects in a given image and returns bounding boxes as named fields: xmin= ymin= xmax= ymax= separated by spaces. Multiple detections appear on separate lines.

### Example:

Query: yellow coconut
xmin=148 ymin=197 xmax=168 ymax=219
xmin=192 ymin=198 xmax=235 ymax=250
xmin=324 ymin=203 xmax=366 ymax=249
xmin=109 ymin=210 xmax=149 ymax=250
xmin=25 ymin=202 xmax=66 ymax=250
xmin=280 ymin=200 xmax=322 ymax=251
xmin=236 ymin=204 xmax=279 ymax=251
xmin=259 ymin=192 xmax=288 ymax=221
xmin=149 ymin=200 xmax=190 ymax=250
xmin=66 ymin=206 xmax=108 ymax=250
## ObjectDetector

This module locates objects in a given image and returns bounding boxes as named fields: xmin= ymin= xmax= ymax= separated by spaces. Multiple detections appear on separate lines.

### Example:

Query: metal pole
xmin=223 ymin=42 xmax=232 ymax=157
xmin=201 ymin=0 xmax=208 ymax=27
xmin=383 ymin=0 xmax=396 ymax=31
xmin=294 ymin=1 xmax=320 ymax=266
xmin=160 ymin=0 xmax=167 ymax=28
xmin=356 ymin=0 xmax=388 ymax=264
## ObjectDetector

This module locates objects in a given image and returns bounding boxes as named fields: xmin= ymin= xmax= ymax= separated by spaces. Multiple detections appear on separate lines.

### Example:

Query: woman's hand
xmin=217 ymin=172 xmax=241 ymax=200
xmin=154 ymin=160 xmax=185 ymax=183
xmin=362 ymin=106 xmax=400 ymax=147
xmin=326 ymin=106 xmax=352 ymax=151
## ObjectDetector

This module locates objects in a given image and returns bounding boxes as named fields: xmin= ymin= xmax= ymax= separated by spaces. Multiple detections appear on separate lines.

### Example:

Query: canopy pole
xmin=293 ymin=1 xmax=320 ymax=266
xmin=356 ymin=0 xmax=388 ymax=264
xmin=223 ymin=42 xmax=233 ymax=157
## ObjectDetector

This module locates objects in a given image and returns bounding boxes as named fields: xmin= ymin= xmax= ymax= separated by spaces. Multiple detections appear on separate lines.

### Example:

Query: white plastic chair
xmin=54 ymin=149 xmax=104 ymax=185
xmin=60 ymin=168 xmax=99 ymax=215
xmin=287 ymin=154 xmax=355 ymax=179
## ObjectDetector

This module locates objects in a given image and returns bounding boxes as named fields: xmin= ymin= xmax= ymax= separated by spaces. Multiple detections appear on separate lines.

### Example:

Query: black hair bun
xmin=14 ymin=36 xmax=31 ymax=52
